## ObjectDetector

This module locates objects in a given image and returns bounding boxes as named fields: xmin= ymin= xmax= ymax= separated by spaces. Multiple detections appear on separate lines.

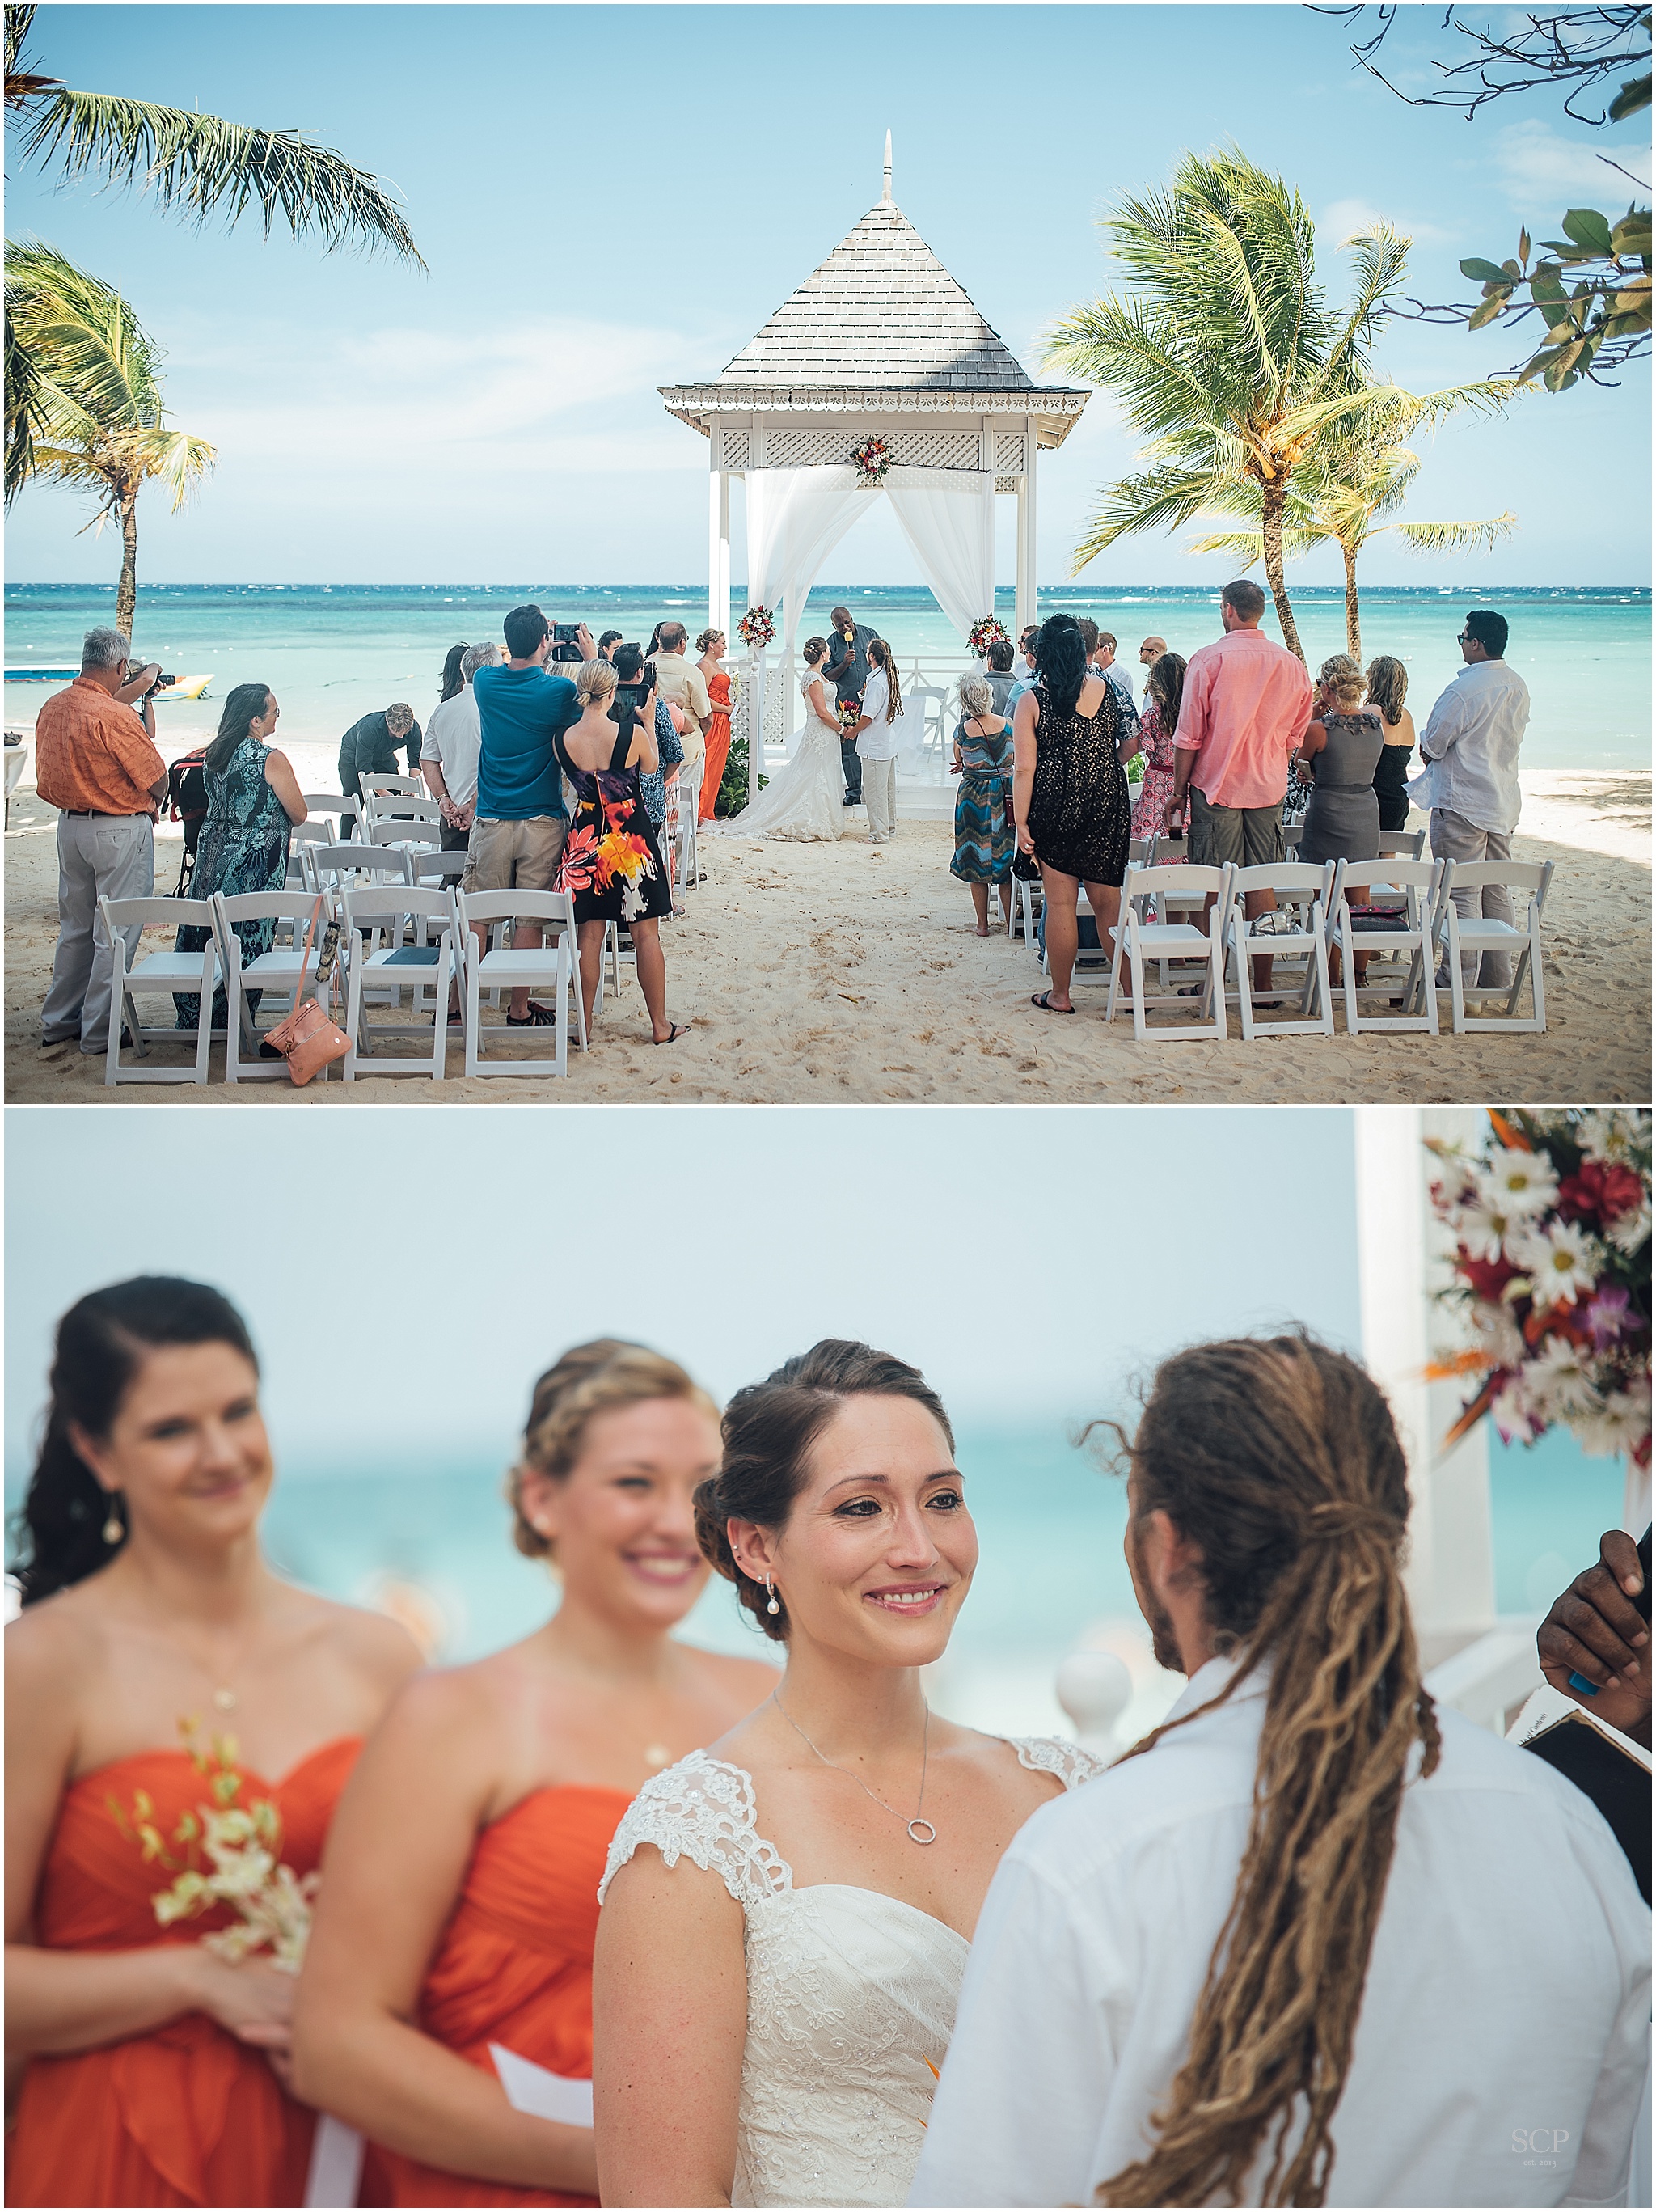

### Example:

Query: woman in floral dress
xmin=948 ymin=674 xmax=1014 ymax=933
xmin=1122 ymin=650 xmax=1187 ymax=854
xmin=174 ymin=683 xmax=306 ymax=1030
xmin=555 ymin=659 xmax=686 ymax=1047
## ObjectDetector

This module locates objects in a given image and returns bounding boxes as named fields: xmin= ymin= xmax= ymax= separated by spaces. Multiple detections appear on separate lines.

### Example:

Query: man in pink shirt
xmin=1164 ymin=579 xmax=1312 ymax=992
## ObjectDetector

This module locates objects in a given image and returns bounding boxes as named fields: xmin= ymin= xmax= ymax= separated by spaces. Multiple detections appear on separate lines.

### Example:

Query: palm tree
xmin=5 ymin=5 xmax=423 ymax=266
xmin=1045 ymin=147 xmax=1421 ymax=662
xmin=1187 ymin=389 xmax=1519 ymax=659
xmin=7 ymin=241 xmax=215 ymax=632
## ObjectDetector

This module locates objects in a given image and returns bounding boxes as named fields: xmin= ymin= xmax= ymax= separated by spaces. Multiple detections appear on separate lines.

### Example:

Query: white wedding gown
xmin=598 ymin=1738 xmax=1105 ymax=2208
xmin=714 ymin=673 xmax=846 ymax=841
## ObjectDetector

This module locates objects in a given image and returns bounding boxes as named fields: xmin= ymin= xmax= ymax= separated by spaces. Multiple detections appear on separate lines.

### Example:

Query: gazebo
xmin=661 ymin=137 xmax=1088 ymax=743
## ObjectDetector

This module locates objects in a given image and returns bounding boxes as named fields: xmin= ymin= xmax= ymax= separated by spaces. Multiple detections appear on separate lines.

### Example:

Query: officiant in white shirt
xmin=912 ymin=1333 xmax=1650 ymax=2212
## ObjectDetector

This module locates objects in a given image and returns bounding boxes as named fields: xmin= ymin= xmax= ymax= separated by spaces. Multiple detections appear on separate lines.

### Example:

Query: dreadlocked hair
xmin=1096 ymin=1332 xmax=1440 ymax=2210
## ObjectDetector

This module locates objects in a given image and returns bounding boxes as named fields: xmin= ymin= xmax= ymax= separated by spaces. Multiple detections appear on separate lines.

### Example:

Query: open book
xmin=1508 ymin=1685 xmax=1651 ymax=1904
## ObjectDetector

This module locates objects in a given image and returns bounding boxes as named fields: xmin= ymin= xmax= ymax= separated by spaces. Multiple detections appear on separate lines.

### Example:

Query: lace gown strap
xmin=598 ymin=1749 xmax=792 ymax=1909
xmin=1008 ymin=1735 xmax=1110 ymax=1790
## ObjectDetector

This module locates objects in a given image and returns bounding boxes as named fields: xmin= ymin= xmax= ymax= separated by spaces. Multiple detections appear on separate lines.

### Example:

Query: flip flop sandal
xmin=506 ymin=1004 xmax=558 ymax=1027
xmin=650 ymin=1023 xmax=690 ymax=1045
xmin=1031 ymin=992 xmax=1074 ymax=1014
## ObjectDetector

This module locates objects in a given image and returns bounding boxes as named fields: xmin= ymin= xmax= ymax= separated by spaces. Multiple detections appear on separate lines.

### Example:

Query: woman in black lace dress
xmin=1012 ymin=614 xmax=1131 ymax=1014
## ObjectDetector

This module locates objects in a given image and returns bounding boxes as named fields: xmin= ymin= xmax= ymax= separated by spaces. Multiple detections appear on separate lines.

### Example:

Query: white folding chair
xmin=1007 ymin=867 xmax=1043 ymax=948
xmin=1436 ymin=858 xmax=1553 ymax=1034
xmin=364 ymin=789 xmax=442 ymax=831
xmin=670 ymin=760 xmax=704 ymax=894
xmin=366 ymin=814 xmax=441 ymax=852
xmin=1105 ymin=864 xmax=1233 ymax=1042
xmin=1378 ymin=828 xmax=1427 ymax=861
xmin=1333 ymin=858 xmax=1443 ymax=1035
xmin=408 ymin=847 xmax=469 ymax=891
xmin=212 ymin=891 xmax=336 ymax=1082
xmin=357 ymin=772 xmax=424 ymax=803
xmin=1222 ymin=861 xmax=1337 ymax=1041
xmin=458 ymin=889 xmax=586 ymax=1078
xmin=904 ymin=687 xmax=949 ymax=772
xmin=339 ymin=886 xmax=458 ymax=1081
xmin=98 ymin=895 xmax=221 ymax=1086
xmin=285 ymin=818 xmax=337 ymax=889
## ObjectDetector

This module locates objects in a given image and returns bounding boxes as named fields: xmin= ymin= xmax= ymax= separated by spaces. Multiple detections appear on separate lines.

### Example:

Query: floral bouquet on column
xmin=1426 ymin=1109 xmax=1651 ymax=1525
xmin=737 ymin=605 xmax=775 ymax=650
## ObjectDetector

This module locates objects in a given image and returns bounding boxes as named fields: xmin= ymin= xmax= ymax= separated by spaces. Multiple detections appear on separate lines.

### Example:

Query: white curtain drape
xmin=884 ymin=467 xmax=996 ymax=645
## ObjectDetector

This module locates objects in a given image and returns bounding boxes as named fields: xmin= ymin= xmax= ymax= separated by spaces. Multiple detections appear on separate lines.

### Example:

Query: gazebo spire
xmin=882 ymin=129 xmax=892 ymax=203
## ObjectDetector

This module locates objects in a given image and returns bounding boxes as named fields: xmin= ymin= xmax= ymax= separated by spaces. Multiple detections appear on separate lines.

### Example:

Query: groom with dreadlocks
xmin=912 ymin=1334 xmax=1650 ymax=2210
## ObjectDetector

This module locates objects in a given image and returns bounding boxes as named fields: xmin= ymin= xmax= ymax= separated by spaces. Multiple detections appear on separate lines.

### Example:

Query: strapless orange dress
xmin=699 ymin=670 xmax=732 ymax=821
xmin=364 ymin=1785 xmax=631 ymax=2209
xmin=7 ymin=1736 xmax=362 ymax=2209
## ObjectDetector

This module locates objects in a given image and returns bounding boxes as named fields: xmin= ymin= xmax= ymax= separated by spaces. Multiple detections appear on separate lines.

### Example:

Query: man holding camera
xmin=36 ymin=625 xmax=169 ymax=1057
xmin=467 ymin=603 xmax=590 ymax=1025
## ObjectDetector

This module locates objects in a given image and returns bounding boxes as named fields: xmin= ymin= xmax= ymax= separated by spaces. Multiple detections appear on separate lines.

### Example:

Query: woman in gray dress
xmin=1295 ymin=654 xmax=1383 ymax=984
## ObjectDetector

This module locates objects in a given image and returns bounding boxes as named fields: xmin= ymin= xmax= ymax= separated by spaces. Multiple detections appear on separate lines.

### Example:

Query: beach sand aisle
xmin=5 ymin=775 xmax=1648 ymax=1105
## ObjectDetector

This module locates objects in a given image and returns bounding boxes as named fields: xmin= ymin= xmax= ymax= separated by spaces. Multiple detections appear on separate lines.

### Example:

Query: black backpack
xmin=166 ymin=748 xmax=210 ymax=895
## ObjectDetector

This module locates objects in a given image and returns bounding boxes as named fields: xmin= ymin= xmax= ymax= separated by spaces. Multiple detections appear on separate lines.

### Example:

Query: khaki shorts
xmin=462 ymin=815 xmax=567 ymax=895
xmin=1188 ymin=787 xmax=1283 ymax=871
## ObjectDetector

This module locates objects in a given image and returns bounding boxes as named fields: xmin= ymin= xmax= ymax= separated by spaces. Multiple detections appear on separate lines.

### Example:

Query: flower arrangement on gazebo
xmin=737 ymin=604 xmax=775 ymax=649
xmin=851 ymin=437 xmax=891 ymax=487
xmin=967 ymin=615 xmax=1009 ymax=657
xmin=1426 ymin=1110 xmax=1651 ymax=1475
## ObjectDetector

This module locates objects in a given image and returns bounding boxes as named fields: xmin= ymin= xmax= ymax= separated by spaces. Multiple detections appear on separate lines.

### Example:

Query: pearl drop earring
xmin=102 ymin=1497 xmax=124 ymax=1546
xmin=765 ymin=1576 xmax=780 ymax=1617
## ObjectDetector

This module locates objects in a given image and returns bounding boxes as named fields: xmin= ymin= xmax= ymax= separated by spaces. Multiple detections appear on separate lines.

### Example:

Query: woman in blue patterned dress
xmin=174 ymin=684 xmax=306 ymax=1027
xmin=948 ymin=674 xmax=1015 ymax=933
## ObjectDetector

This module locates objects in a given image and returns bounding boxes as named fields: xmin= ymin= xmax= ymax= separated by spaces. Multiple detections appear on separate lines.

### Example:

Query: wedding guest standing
xmin=424 ymin=644 xmax=498 ymax=852
xmin=983 ymin=637 xmax=1017 ymax=717
xmin=949 ymin=674 xmax=1014 ymax=934
xmin=695 ymin=630 xmax=732 ymax=821
xmin=1122 ymin=651 xmax=1186 ymax=848
xmin=1295 ymin=654 xmax=1383 ymax=871
xmin=6 ymin=1278 xmax=420 ymax=2209
xmin=913 ymin=1334 xmax=1650 ymax=2210
xmin=1014 ymin=614 xmax=1130 ymax=1017
xmin=294 ymin=1341 xmax=775 ymax=2208
xmin=593 ymin=1340 xmax=1103 ymax=2210
xmin=337 ymin=702 xmax=420 ymax=805
xmin=853 ymin=637 xmax=903 ymax=844
xmin=172 ymin=683 xmax=306 ymax=1032
xmin=1366 ymin=654 xmax=1417 ymax=834
xmin=1417 ymin=608 xmax=1531 ymax=995
xmin=648 ymin=624 xmax=710 ymax=791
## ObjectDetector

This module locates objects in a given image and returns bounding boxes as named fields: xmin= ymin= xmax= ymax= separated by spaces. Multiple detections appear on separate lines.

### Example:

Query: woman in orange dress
xmin=695 ymin=629 xmax=732 ymax=821
xmin=5 ymin=1278 xmax=421 ymax=2208
xmin=293 ymin=1340 xmax=776 ymax=2206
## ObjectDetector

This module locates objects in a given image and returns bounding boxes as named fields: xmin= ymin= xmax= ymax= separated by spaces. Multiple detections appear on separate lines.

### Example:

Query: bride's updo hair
xmin=692 ymin=1339 xmax=954 ymax=1642
xmin=575 ymin=658 xmax=618 ymax=706
xmin=801 ymin=637 xmax=828 ymax=666
xmin=509 ymin=1339 xmax=718 ymax=1563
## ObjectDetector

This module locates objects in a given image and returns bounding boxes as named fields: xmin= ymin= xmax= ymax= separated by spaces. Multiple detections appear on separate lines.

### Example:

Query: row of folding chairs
xmin=97 ymin=882 xmax=593 ymax=1088
xmin=1096 ymin=852 xmax=1552 ymax=1043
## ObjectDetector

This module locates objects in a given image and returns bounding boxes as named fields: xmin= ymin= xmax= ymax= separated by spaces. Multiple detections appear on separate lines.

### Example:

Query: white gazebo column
xmin=708 ymin=471 xmax=731 ymax=644
xmin=1015 ymin=456 xmax=1037 ymax=638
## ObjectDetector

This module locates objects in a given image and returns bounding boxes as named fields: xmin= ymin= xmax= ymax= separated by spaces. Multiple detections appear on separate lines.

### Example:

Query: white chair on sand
xmin=1378 ymin=827 xmax=1427 ymax=862
xmin=1333 ymin=858 xmax=1443 ymax=1036
xmin=1436 ymin=858 xmax=1553 ymax=1034
xmin=1221 ymin=861 xmax=1337 ymax=1042
xmin=98 ymin=895 xmax=220 ymax=1086
xmin=339 ymin=886 xmax=458 ymax=1082
xmin=357 ymin=772 xmax=424 ymax=804
xmin=408 ymin=848 xmax=469 ymax=892
xmin=458 ymin=889 xmax=585 ymax=1079
xmin=212 ymin=890 xmax=336 ymax=1083
xmin=1105 ymin=863 xmax=1233 ymax=1042
xmin=367 ymin=813 xmax=442 ymax=852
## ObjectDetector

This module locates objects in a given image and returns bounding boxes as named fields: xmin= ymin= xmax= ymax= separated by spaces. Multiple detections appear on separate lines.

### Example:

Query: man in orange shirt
xmin=36 ymin=625 xmax=168 ymax=1056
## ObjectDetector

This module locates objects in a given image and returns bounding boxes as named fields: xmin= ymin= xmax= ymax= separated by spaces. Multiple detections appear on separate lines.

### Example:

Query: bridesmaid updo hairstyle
xmin=695 ymin=629 xmax=725 ymax=657
xmin=691 ymin=1339 xmax=954 ymax=1642
xmin=574 ymin=658 xmax=619 ymax=707
xmin=801 ymin=637 xmax=828 ymax=666
xmin=509 ymin=1340 xmax=719 ymax=1563
xmin=12 ymin=1278 xmax=260 ymax=1606
xmin=1317 ymin=653 xmax=1368 ymax=712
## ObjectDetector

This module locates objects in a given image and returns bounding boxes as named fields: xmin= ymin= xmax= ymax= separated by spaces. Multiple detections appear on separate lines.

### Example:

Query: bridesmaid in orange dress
xmin=5 ymin=1278 xmax=421 ymax=2208
xmin=293 ymin=1340 xmax=776 ymax=2206
xmin=695 ymin=629 xmax=732 ymax=821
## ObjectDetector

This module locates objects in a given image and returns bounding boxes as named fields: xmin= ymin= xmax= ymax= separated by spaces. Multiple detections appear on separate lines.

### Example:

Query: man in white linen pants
xmin=911 ymin=1333 xmax=1649 ymax=2211
xmin=1416 ymin=606 xmax=1531 ymax=991
xmin=854 ymin=651 xmax=901 ymax=843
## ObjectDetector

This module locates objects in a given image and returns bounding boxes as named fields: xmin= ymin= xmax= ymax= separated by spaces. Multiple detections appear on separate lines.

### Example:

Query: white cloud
xmin=1492 ymin=120 xmax=1650 ymax=209
xmin=1320 ymin=198 xmax=1448 ymax=247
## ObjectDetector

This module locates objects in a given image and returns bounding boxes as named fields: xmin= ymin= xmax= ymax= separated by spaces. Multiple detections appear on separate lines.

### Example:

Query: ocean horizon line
xmin=7 ymin=581 xmax=1651 ymax=598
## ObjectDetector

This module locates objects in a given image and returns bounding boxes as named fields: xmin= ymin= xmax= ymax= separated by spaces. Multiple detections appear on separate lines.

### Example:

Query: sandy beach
xmin=4 ymin=769 xmax=1648 ymax=1106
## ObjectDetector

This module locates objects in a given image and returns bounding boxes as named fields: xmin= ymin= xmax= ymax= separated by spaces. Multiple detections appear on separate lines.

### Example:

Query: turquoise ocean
xmin=5 ymin=582 xmax=1650 ymax=772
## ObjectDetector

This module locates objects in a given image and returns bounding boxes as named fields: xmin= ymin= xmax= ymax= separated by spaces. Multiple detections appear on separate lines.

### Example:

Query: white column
xmin=708 ymin=470 xmax=730 ymax=644
xmin=748 ymin=650 xmax=767 ymax=805
xmin=1354 ymin=1106 xmax=1495 ymax=1660
xmin=1015 ymin=450 xmax=1037 ymax=638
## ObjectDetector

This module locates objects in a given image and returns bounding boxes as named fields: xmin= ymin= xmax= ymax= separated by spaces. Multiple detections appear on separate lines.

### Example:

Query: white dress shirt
xmin=856 ymin=668 xmax=902 ymax=759
xmin=911 ymin=1656 xmax=1650 ymax=2210
xmin=1413 ymin=657 xmax=1531 ymax=834
xmin=420 ymin=684 xmax=481 ymax=811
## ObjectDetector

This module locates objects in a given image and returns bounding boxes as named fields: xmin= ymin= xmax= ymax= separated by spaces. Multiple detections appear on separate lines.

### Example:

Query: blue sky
xmin=6 ymin=3 xmax=1650 ymax=588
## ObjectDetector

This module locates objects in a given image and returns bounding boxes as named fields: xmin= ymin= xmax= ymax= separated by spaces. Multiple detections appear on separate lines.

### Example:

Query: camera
xmin=550 ymin=621 xmax=584 ymax=664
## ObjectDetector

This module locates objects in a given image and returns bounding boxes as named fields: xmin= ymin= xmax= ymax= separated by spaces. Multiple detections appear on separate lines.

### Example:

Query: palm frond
xmin=16 ymin=89 xmax=425 ymax=266
xmin=1071 ymin=461 xmax=1229 ymax=572
xmin=1386 ymin=512 xmax=1519 ymax=556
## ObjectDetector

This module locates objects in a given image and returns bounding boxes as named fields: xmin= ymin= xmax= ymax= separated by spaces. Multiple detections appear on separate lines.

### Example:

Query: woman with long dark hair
xmin=853 ymin=637 xmax=905 ymax=844
xmin=294 ymin=1341 xmax=776 ymax=2206
xmin=6 ymin=1278 xmax=421 ymax=2207
xmin=440 ymin=643 xmax=469 ymax=705
xmin=1122 ymin=651 xmax=1188 ymax=851
xmin=171 ymin=683 xmax=306 ymax=1032
xmin=1012 ymin=613 xmax=1131 ymax=1014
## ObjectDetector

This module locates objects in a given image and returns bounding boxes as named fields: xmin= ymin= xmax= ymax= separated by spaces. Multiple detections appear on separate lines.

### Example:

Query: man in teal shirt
xmin=466 ymin=603 xmax=591 ymax=1025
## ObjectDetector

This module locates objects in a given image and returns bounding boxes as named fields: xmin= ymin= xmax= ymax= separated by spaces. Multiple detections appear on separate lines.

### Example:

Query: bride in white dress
xmin=713 ymin=635 xmax=846 ymax=841
xmin=593 ymin=1341 xmax=1104 ymax=2209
